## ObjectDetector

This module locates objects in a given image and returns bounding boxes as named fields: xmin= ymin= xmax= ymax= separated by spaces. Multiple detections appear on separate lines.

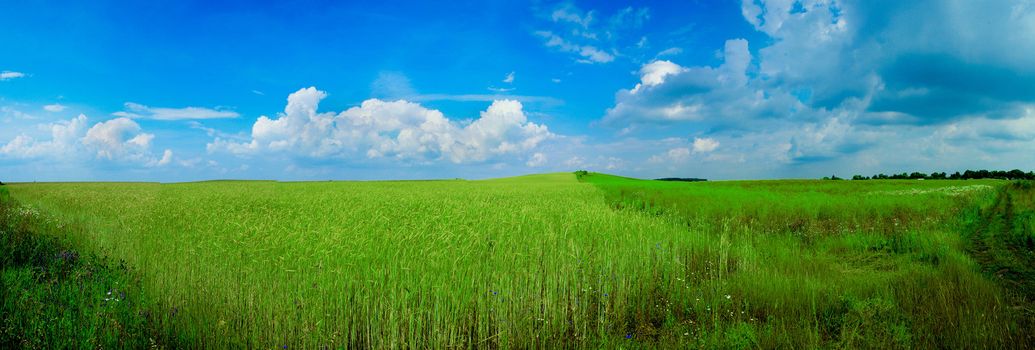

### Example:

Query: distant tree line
xmin=655 ymin=177 xmax=708 ymax=182
xmin=823 ymin=169 xmax=1035 ymax=181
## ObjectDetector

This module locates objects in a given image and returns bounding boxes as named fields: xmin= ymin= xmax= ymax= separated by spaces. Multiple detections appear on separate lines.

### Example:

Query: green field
xmin=1 ymin=173 xmax=1033 ymax=348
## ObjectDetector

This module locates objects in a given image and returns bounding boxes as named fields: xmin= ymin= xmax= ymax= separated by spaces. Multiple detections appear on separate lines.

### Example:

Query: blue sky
xmin=3 ymin=0 xmax=1035 ymax=181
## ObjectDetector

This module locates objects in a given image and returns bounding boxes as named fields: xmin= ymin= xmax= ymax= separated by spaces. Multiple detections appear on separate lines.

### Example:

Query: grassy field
xmin=1 ymin=173 xmax=1033 ymax=348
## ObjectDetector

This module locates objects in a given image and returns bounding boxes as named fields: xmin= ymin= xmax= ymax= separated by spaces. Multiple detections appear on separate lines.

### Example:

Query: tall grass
xmin=582 ymin=173 xmax=1029 ymax=348
xmin=2 ymin=173 xmax=1030 ymax=348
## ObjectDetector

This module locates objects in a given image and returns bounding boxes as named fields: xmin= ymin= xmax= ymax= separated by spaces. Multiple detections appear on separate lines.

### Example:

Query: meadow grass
xmin=1 ymin=173 xmax=1032 ymax=348
xmin=0 ymin=186 xmax=182 ymax=348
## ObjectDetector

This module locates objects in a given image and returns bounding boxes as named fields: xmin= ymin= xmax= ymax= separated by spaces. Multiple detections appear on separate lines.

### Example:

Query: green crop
xmin=1 ymin=172 xmax=1031 ymax=348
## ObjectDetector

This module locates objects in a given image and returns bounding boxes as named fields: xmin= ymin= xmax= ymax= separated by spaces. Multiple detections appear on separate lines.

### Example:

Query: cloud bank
xmin=1 ymin=114 xmax=172 ymax=167
xmin=209 ymin=87 xmax=555 ymax=165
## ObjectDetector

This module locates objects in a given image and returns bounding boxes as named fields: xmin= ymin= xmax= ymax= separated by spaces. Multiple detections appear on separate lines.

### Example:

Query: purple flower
xmin=626 ymin=333 xmax=633 ymax=339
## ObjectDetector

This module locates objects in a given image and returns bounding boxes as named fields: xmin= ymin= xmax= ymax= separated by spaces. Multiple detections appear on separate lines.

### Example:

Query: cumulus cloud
xmin=0 ymin=114 xmax=171 ymax=166
xmin=692 ymin=137 xmax=719 ymax=153
xmin=83 ymin=118 xmax=155 ymax=160
xmin=1 ymin=114 xmax=87 ymax=159
xmin=0 ymin=71 xmax=26 ymax=81
xmin=113 ymin=102 xmax=239 ymax=120
xmin=743 ymin=0 xmax=1035 ymax=119
xmin=630 ymin=60 xmax=687 ymax=93
xmin=601 ymin=0 xmax=1035 ymax=175
xmin=209 ymin=87 xmax=555 ymax=164
xmin=605 ymin=38 xmax=803 ymax=126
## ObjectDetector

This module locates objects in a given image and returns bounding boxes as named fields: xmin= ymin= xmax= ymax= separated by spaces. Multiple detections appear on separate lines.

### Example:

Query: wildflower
xmin=725 ymin=294 xmax=731 ymax=300
xmin=625 ymin=333 xmax=632 ymax=339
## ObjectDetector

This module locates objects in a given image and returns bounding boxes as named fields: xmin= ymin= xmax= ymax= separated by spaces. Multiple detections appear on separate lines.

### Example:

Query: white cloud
xmin=1 ymin=106 xmax=38 ymax=121
xmin=535 ymin=31 xmax=615 ymax=64
xmin=113 ymin=102 xmax=239 ymax=120
xmin=0 ymin=71 xmax=26 ymax=81
xmin=43 ymin=104 xmax=67 ymax=112
xmin=692 ymin=137 xmax=719 ymax=153
xmin=740 ymin=0 xmax=1035 ymax=116
xmin=604 ymin=38 xmax=802 ymax=126
xmin=534 ymin=3 xmax=648 ymax=64
xmin=155 ymin=149 xmax=174 ymax=166
xmin=667 ymin=147 xmax=691 ymax=161
xmin=571 ymin=1 xmax=1035 ymax=179
xmin=648 ymin=147 xmax=690 ymax=163
xmin=526 ymin=152 xmax=547 ymax=167
xmin=503 ymin=71 xmax=515 ymax=83
xmin=209 ymin=87 xmax=555 ymax=164
xmin=551 ymin=3 xmax=594 ymax=28
xmin=1 ymin=114 xmax=170 ymax=166
xmin=83 ymin=118 xmax=155 ymax=160
xmin=0 ymin=114 xmax=87 ymax=158
xmin=631 ymin=60 xmax=687 ymax=93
